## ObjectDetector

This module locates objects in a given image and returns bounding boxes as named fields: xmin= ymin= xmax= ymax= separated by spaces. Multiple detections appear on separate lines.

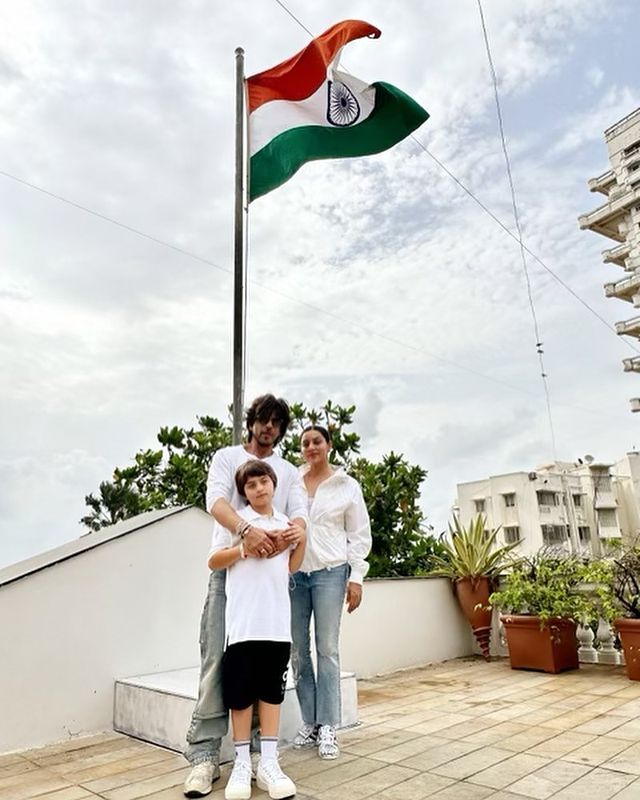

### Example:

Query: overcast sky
xmin=2 ymin=0 xmax=640 ymax=568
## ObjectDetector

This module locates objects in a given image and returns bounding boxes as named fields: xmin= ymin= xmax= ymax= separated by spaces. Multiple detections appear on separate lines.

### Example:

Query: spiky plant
xmin=429 ymin=514 xmax=519 ymax=586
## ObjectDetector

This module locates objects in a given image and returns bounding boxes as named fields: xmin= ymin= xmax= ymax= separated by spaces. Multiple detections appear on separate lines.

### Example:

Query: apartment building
xmin=455 ymin=455 xmax=640 ymax=556
xmin=578 ymin=107 xmax=640 ymax=411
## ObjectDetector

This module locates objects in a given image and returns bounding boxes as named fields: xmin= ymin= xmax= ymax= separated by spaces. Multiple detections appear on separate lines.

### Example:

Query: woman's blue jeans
xmin=289 ymin=564 xmax=349 ymax=727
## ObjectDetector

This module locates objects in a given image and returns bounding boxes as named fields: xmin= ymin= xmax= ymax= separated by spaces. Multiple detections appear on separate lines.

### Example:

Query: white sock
xmin=234 ymin=740 xmax=251 ymax=765
xmin=261 ymin=736 xmax=278 ymax=762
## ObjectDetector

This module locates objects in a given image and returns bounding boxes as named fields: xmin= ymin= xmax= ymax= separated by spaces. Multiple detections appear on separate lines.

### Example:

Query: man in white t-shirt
xmin=184 ymin=395 xmax=307 ymax=797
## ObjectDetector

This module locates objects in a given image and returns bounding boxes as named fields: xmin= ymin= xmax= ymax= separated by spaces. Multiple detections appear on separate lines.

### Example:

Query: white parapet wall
xmin=341 ymin=577 xmax=474 ymax=676
xmin=0 ymin=507 xmax=474 ymax=754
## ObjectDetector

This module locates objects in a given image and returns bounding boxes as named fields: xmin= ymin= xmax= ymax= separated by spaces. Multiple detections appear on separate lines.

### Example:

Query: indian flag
xmin=247 ymin=20 xmax=429 ymax=202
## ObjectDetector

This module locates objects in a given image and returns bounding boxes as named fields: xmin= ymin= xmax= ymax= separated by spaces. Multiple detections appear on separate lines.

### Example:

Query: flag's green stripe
xmin=249 ymin=82 xmax=429 ymax=201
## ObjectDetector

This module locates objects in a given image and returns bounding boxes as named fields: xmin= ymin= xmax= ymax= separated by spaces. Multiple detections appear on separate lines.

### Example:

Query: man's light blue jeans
xmin=289 ymin=563 xmax=349 ymax=728
xmin=185 ymin=570 xmax=228 ymax=765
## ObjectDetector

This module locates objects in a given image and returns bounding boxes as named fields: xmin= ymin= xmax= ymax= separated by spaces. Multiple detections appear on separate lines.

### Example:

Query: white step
xmin=114 ymin=667 xmax=358 ymax=761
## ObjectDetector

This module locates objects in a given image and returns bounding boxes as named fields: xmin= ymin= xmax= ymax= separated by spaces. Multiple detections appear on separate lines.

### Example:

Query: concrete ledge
xmin=114 ymin=667 xmax=358 ymax=761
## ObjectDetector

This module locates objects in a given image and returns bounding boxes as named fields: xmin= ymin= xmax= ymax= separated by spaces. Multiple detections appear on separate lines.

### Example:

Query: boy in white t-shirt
xmin=208 ymin=460 xmax=306 ymax=800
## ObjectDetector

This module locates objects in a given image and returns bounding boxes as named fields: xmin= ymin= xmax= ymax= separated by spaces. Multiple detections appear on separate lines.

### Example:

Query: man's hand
xmin=243 ymin=526 xmax=275 ymax=558
xmin=346 ymin=582 xmax=362 ymax=613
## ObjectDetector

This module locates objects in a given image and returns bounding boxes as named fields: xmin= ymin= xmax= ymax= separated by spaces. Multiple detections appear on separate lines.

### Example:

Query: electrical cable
xmin=0 ymin=167 xmax=602 ymax=414
xmin=476 ymin=0 xmax=557 ymax=456
xmin=269 ymin=0 xmax=640 ymax=356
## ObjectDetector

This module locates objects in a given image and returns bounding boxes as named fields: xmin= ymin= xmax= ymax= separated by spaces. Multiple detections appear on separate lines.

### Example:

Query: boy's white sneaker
xmin=256 ymin=758 xmax=296 ymax=799
xmin=184 ymin=762 xmax=220 ymax=797
xmin=224 ymin=760 xmax=253 ymax=800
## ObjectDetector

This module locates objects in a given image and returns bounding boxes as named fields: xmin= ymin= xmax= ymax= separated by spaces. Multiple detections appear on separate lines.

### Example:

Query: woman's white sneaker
xmin=256 ymin=758 xmax=296 ymax=799
xmin=293 ymin=723 xmax=318 ymax=748
xmin=317 ymin=725 xmax=339 ymax=760
xmin=224 ymin=759 xmax=253 ymax=800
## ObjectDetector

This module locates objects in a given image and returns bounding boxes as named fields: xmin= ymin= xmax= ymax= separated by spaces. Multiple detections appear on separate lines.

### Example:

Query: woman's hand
xmin=243 ymin=526 xmax=275 ymax=558
xmin=345 ymin=582 xmax=362 ymax=613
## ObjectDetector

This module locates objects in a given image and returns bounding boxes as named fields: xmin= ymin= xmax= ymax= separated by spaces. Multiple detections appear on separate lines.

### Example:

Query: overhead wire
xmin=0 ymin=2 xmax=625 ymax=418
xmin=476 ymin=0 xmax=557 ymax=456
xmin=269 ymin=0 xmax=639 ymax=356
xmin=0 ymin=166 xmax=601 ymax=414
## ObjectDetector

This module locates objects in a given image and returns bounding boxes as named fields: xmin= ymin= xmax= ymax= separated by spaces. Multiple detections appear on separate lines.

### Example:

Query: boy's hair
xmin=235 ymin=459 xmax=278 ymax=499
xmin=246 ymin=394 xmax=291 ymax=445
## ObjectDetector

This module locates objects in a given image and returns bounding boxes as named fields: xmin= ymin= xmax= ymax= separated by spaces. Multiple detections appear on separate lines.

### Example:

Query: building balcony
xmin=578 ymin=185 xmax=640 ymax=242
xmin=588 ymin=168 xmax=616 ymax=195
xmin=602 ymin=241 xmax=631 ymax=267
xmin=604 ymin=271 xmax=640 ymax=302
xmin=615 ymin=316 xmax=640 ymax=338
xmin=605 ymin=106 xmax=640 ymax=140
xmin=623 ymin=357 xmax=640 ymax=373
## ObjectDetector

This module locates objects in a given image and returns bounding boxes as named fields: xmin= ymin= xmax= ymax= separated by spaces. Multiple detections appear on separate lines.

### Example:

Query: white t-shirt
xmin=205 ymin=444 xmax=307 ymax=522
xmin=209 ymin=505 xmax=292 ymax=646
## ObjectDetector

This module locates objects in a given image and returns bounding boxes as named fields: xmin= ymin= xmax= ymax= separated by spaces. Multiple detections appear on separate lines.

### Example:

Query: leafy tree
xmin=81 ymin=401 xmax=443 ymax=577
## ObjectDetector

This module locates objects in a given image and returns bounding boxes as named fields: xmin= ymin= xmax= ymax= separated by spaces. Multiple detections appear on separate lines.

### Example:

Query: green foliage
xmin=489 ymin=551 xmax=617 ymax=625
xmin=612 ymin=548 xmax=640 ymax=619
xmin=428 ymin=515 xmax=518 ymax=582
xmin=349 ymin=452 xmax=446 ymax=578
xmin=81 ymin=416 xmax=231 ymax=531
xmin=81 ymin=400 xmax=442 ymax=578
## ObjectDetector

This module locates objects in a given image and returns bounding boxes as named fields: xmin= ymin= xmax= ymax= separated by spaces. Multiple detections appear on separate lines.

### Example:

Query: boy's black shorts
xmin=222 ymin=640 xmax=291 ymax=710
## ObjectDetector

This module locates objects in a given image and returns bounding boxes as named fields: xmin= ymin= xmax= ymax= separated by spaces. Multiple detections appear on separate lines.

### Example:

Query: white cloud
xmin=0 ymin=0 xmax=638 ymax=568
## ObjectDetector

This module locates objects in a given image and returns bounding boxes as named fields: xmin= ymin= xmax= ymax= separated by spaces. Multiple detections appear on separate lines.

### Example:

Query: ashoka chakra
xmin=326 ymin=80 xmax=360 ymax=127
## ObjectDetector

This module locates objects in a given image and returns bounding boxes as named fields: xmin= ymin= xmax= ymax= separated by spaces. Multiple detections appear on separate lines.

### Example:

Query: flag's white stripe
xmin=249 ymin=69 xmax=376 ymax=157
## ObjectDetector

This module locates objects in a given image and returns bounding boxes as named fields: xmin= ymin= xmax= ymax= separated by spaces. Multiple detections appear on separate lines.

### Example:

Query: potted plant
xmin=612 ymin=548 xmax=640 ymax=681
xmin=429 ymin=515 xmax=519 ymax=660
xmin=489 ymin=552 xmax=614 ymax=674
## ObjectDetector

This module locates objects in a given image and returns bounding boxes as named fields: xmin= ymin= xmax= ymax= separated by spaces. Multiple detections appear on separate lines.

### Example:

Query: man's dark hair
xmin=246 ymin=394 xmax=291 ymax=445
xmin=235 ymin=459 xmax=278 ymax=499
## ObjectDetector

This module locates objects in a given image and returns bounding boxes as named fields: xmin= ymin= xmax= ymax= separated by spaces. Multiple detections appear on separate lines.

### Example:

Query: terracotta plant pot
xmin=454 ymin=576 xmax=492 ymax=660
xmin=500 ymin=615 xmax=578 ymax=674
xmin=615 ymin=618 xmax=640 ymax=681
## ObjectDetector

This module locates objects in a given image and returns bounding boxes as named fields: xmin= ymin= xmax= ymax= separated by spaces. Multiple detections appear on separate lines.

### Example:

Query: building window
xmin=598 ymin=509 xmax=617 ymax=528
xmin=537 ymin=491 xmax=558 ymax=507
xmin=474 ymin=499 xmax=485 ymax=513
xmin=503 ymin=493 xmax=516 ymax=507
xmin=504 ymin=526 xmax=520 ymax=544
xmin=572 ymin=494 xmax=582 ymax=508
xmin=578 ymin=526 xmax=590 ymax=542
xmin=541 ymin=524 xmax=568 ymax=544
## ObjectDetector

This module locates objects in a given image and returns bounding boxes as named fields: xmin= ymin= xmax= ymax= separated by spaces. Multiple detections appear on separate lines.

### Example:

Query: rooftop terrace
xmin=5 ymin=657 xmax=640 ymax=800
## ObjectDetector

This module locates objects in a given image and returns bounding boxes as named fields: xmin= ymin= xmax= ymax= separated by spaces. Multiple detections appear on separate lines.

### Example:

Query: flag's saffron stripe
xmin=247 ymin=20 xmax=381 ymax=114
xmin=249 ymin=82 xmax=429 ymax=201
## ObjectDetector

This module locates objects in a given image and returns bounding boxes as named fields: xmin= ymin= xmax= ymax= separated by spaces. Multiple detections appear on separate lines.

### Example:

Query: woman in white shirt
xmin=290 ymin=425 xmax=372 ymax=760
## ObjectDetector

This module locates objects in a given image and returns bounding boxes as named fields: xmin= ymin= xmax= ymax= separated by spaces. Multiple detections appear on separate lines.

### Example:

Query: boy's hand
xmin=346 ymin=582 xmax=362 ymax=613
xmin=244 ymin=526 xmax=275 ymax=557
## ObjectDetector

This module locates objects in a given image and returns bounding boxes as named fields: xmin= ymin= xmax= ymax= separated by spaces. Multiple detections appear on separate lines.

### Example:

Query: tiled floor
xmin=3 ymin=657 xmax=640 ymax=800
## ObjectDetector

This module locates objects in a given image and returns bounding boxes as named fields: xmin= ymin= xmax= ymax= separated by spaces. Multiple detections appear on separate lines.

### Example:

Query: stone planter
xmin=500 ymin=615 xmax=578 ymax=673
xmin=615 ymin=618 xmax=640 ymax=681
xmin=454 ymin=577 xmax=492 ymax=660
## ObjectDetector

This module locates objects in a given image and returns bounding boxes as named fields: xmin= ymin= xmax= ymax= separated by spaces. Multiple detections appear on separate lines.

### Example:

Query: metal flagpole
xmin=232 ymin=47 xmax=246 ymax=445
